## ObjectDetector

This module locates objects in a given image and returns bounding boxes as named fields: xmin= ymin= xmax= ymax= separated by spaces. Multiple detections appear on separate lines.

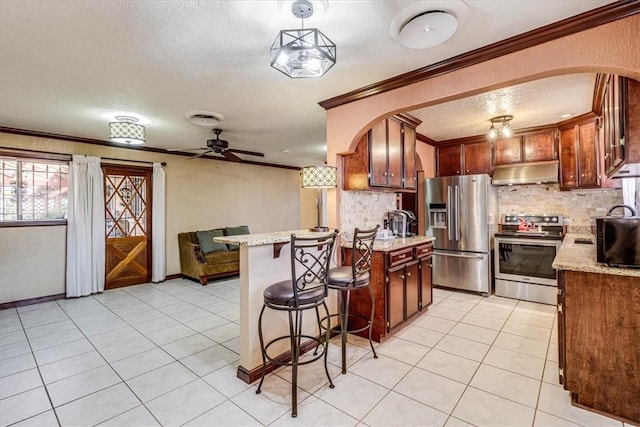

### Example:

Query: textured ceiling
xmin=0 ymin=1 xmax=615 ymax=167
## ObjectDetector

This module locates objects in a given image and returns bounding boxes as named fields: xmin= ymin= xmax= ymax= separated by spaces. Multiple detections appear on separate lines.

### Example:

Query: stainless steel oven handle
xmin=434 ymin=250 xmax=484 ymax=260
xmin=495 ymin=237 xmax=561 ymax=247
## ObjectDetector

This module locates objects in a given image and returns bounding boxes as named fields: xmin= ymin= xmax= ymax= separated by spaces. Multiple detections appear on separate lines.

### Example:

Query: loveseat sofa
xmin=177 ymin=225 xmax=249 ymax=285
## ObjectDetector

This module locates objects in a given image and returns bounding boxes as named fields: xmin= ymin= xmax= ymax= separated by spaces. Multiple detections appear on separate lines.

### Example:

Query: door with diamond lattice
xmin=103 ymin=166 xmax=152 ymax=289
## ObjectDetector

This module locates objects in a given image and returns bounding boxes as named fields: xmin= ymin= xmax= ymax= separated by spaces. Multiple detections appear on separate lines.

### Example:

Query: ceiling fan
xmin=168 ymin=129 xmax=264 ymax=162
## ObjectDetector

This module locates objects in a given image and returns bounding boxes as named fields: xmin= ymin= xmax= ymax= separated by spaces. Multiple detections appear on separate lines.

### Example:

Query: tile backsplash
xmin=340 ymin=184 xmax=624 ymax=235
xmin=497 ymin=184 xmax=623 ymax=231
xmin=341 ymin=190 xmax=396 ymax=233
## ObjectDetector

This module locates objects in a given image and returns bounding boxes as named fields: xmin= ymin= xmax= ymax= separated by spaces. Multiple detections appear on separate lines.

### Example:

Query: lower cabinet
xmin=557 ymin=270 xmax=640 ymax=424
xmin=344 ymin=241 xmax=433 ymax=342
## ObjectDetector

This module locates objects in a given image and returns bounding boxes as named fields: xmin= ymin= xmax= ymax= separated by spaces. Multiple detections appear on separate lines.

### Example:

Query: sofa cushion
xmin=196 ymin=229 xmax=228 ymax=254
xmin=224 ymin=225 xmax=250 ymax=251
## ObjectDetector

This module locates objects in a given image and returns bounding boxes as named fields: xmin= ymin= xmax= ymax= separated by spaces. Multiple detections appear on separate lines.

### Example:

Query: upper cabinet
xmin=494 ymin=129 xmax=558 ymax=166
xmin=436 ymin=139 xmax=491 ymax=177
xmin=559 ymin=117 xmax=599 ymax=190
xmin=601 ymin=76 xmax=640 ymax=178
xmin=343 ymin=114 xmax=421 ymax=192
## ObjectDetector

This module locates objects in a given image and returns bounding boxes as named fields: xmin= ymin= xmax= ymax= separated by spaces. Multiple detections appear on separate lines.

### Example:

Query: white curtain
xmin=622 ymin=178 xmax=640 ymax=216
xmin=66 ymin=155 xmax=105 ymax=297
xmin=152 ymin=162 xmax=166 ymax=282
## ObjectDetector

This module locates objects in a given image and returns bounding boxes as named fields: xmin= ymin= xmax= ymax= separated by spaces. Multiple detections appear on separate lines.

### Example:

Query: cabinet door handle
xmin=399 ymin=274 xmax=405 ymax=279
xmin=406 ymin=272 xmax=411 ymax=277
xmin=390 ymin=173 xmax=395 ymax=177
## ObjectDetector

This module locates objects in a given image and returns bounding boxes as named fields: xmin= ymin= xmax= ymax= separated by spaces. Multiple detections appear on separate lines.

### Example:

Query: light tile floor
xmin=0 ymin=278 xmax=632 ymax=427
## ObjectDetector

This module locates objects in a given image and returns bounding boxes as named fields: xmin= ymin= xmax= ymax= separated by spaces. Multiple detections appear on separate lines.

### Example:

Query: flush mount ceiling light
xmin=109 ymin=116 xmax=145 ymax=145
xmin=185 ymin=111 xmax=224 ymax=127
xmin=398 ymin=10 xmax=457 ymax=49
xmin=270 ymin=0 xmax=336 ymax=78
xmin=487 ymin=115 xmax=514 ymax=141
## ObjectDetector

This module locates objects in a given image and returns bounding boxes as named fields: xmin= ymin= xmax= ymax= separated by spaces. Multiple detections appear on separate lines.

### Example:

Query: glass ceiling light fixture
xmin=270 ymin=0 xmax=336 ymax=78
xmin=487 ymin=115 xmax=514 ymax=141
xmin=301 ymin=165 xmax=337 ymax=232
xmin=109 ymin=116 xmax=146 ymax=145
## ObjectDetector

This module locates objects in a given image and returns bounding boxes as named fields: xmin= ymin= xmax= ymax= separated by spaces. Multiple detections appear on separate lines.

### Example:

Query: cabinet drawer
xmin=414 ymin=243 xmax=433 ymax=259
xmin=388 ymin=248 xmax=413 ymax=267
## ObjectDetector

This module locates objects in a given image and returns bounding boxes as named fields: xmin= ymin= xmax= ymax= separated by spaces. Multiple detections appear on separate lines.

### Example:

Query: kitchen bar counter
xmin=214 ymin=229 xmax=338 ymax=384
xmin=552 ymin=233 xmax=640 ymax=277
xmin=341 ymin=235 xmax=435 ymax=252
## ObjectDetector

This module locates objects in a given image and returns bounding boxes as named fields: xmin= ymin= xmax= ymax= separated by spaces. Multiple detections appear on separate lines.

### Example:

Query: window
xmin=0 ymin=156 xmax=69 ymax=224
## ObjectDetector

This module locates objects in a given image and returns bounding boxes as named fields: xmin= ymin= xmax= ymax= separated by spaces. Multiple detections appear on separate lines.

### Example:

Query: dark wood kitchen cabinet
xmin=437 ymin=144 xmax=462 ymax=176
xmin=600 ymin=76 xmax=640 ymax=178
xmin=559 ymin=118 xmax=599 ymax=190
xmin=494 ymin=136 xmax=523 ymax=165
xmin=463 ymin=141 xmax=492 ymax=175
xmin=343 ymin=113 xmax=421 ymax=191
xmin=557 ymin=270 xmax=640 ymax=424
xmin=342 ymin=240 xmax=433 ymax=342
xmin=494 ymin=129 xmax=558 ymax=166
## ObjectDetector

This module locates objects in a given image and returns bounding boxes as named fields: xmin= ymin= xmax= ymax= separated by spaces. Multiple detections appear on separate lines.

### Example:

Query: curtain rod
xmin=0 ymin=147 xmax=166 ymax=166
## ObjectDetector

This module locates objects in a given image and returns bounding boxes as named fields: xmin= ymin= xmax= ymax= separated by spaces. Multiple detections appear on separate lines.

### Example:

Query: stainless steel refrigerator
xmin=425 ymin=174 xmax=497 ymax=295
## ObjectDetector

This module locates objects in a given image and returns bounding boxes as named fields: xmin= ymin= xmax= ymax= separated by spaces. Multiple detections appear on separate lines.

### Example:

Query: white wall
xmin=0 ymin=132 xmax=311 ymax=304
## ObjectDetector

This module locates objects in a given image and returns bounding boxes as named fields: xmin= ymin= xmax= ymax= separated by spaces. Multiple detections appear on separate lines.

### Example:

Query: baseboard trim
xmin=0 ymin=293 xmax=66 ymax=310
xmin=236 ymin=339 xmax=322 ymax=384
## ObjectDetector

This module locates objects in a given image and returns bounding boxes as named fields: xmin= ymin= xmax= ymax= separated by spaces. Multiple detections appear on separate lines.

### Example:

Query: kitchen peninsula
xmin=552 ymin=233 xmax=640 ymax=424
xmin=341 ymin=235 xmax=436 ymax=342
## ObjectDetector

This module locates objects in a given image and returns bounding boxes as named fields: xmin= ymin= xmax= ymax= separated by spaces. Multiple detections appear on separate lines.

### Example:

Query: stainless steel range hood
xmin=492 ymin=161 xmax=559 ymax=185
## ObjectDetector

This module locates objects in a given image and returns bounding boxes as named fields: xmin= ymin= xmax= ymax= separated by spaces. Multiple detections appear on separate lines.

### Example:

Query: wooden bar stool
xmin=255 ymin=231 xmax=338 ymax=418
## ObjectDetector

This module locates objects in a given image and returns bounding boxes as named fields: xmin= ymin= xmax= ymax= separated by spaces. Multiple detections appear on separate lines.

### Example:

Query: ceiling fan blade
xmin=166 ymin=147 xmax=207 ymax=152
xmin=222 ymin=151 xmax=242 ymax=162
xmin=227 ymin=148 xmax=265 ymax=157
xmin=190 ymin=149 xmax=214 ymax=159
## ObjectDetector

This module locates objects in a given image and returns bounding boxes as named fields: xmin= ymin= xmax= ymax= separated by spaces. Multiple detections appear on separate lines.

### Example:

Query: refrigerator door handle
xmin=433 ymin=250 xmax=485 ymax=260
xmin=447 ymin=186 xmax=453 ymax=241
xmin=454 ymin=185 xmax=461 ymax=241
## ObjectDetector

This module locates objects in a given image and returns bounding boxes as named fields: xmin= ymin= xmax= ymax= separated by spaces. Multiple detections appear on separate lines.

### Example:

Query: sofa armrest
xmin=193 ymin=244 xmax=206 ymax=264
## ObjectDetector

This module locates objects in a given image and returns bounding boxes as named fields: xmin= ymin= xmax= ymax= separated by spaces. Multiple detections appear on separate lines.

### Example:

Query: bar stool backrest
xmin=290 ymin=232 xmax=338 ymax=306
xmin=350 ymin=226 xmax=379 ymax=279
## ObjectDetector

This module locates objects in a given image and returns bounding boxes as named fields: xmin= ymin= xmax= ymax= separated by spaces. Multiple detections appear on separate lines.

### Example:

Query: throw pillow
xmin=224 ymin=225 xmax=250 ymax=251
xmin=196 ymin=229 xmax=228 ymax=254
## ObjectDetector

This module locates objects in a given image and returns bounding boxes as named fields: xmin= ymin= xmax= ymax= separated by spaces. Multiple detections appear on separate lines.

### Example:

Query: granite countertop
xmin=214 ymin=229 xmax=336 ymax=247
xmin=552 ymin=233 xmax=640 ymax=277
xmin=341 ymin=235 xmax=435 ymax=252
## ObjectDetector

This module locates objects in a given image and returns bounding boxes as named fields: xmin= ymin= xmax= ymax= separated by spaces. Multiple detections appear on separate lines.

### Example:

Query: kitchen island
xmin=341 ymin=235 xmax=436 ymax=342
xmin=214 ymin=229 xmax=338 ymax=384
xmin=552 ymin=233 xmax=640 ymax=424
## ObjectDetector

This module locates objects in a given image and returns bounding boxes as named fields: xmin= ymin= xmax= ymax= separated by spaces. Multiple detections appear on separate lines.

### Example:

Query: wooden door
xmin=387 ymin=118 xmax=403 ymax=187
xmin=494 ymin=137 xmax=523 ymax=165
xmin=559 ymin=126 xmax=578 ymax=189
xmin=437 ymin=145 xmax=462 ymax=177
xmin=402 ymin=125 xmax=417 ymax=189
xmin=404 ymin=261 xmax=420 ymax=320
xmin=523 ymin=131 xmax=557 ymax=162
xmin=463 ymin=141 xmax=492 ymax=175
xmin=577 ymin=121 xmax=598 ymax=187
xmin=103 ymin=166 xmax=152 ymax=289
xmin=369 ymin=120 xmax=388 ymax=186
xmin=419 ymin=255 xmax=433 ymax=310
xmin=387 ymin=264 xmax=405 ymax=331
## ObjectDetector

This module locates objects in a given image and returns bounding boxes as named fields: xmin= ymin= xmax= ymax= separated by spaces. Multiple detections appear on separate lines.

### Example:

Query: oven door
xmin=494 ymin=237 xmax=560 ymax=286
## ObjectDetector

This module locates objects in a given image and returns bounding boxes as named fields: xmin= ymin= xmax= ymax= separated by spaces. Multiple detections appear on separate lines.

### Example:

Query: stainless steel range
xmin=494 ymin=214 xmax=564 ymax=305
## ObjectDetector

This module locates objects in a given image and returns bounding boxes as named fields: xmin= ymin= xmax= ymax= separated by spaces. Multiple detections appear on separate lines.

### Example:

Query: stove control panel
xmin=501 ymin=214 xmax=563 ymax=226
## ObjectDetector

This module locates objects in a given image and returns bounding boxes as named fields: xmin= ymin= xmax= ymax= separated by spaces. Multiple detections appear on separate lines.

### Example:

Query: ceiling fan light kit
xmin=109 ymin=116 xmax=146 ymax=145
xmin=271 ymin=0 xmax=336 ymax=78
xmin=487 ymin=115 xmax=514 ymax=141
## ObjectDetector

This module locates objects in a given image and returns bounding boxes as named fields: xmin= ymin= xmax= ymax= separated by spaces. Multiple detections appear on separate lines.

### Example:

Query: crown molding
xmin=319 ymin=1 xmax=640 ymax=110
